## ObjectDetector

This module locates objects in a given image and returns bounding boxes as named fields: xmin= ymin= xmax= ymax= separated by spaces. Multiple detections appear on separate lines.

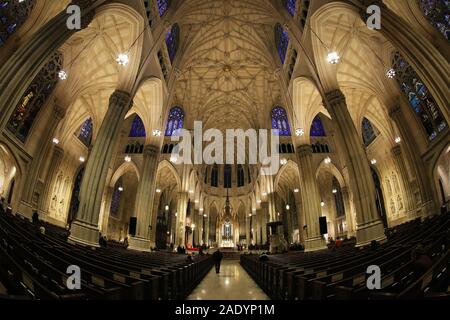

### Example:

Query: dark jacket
xmin=213 ymin=250 xmax=223 ymax=262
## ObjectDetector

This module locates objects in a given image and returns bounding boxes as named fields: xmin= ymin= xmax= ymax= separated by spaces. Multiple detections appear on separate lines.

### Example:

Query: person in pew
xmin=213 ymin=249 xmax=224 ymax=274
xmin=32 ymin=210 xmax=39 ymax=224
xmin=411 ymin=244 xmax=433 ymax=279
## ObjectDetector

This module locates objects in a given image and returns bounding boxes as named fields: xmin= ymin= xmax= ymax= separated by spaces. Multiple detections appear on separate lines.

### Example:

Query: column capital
xmin=296 ymin=144 xmax=313 ymax=157
xmin=391 ymin=145 xmax=402 ymax=156
xmin=109 ymin=90 xmax=132 ymax=108
xmin=53 ymin=104 xmax=66 ymax=121
xmin=388 ymin=104 xmax=402 ymax=120
xmin=324 ymin=89 xmax=346 ymax=107
xmin=143 ymin=144 xmax=160 ymax=157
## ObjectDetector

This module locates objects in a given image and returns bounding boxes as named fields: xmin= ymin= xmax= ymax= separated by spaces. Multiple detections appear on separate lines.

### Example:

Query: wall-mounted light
xmin=156 ymin=188 xmax=161 ymax=193
xmin=395 ymin=137 xmax=401 ymax=144
xmin=118 ymin=186 xmax=124 ymax=192
xmin=152 ymin=129 xmax=162 ymax=137
xmin=294 ymin=188 xmax=299 ymax=193
xmin=295 ymin=128 xmax=304 ymax=137
xmin=285 ymin=204 xmax=290 ymax=210
xmin=320 ymin=201 xmax=325 ymax=207
xmin=371 ymin=159 xmax=377 ymax=165
xmin=332 ymin=189 xmax=338 ymax=194
xmin=324 ymin=157 xmax=331 ymax=164
xmin=165 ymin=205 xmax=169 ymax=211
xmin=280 ymin=158 xmax=287 ymax=165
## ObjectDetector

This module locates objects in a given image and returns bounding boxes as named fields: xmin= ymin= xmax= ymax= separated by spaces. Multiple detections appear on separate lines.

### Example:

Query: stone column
xmin=341 ymin=187 xmax=355 ymax=238
xmin=295 ymin=199 xmax=305 ymax=244
xmin=0 ymin=1 xmax=98 ymax=130
xmin=20 ymin=105 xmax=65 ymax=213
xmin=128 ymin=145 xmax=160 ymax=251
xmin=245 ymin=216 xmax=251 ymax=246
xmin=255 ymin=209 xmax=262 ymax=245
xmin=175 ymin=192 xmax=188 ymax=247
xmin=69 ymin=90 xmax=132 ymax=247
xmin=261 ymin=203 xmax=268 ymax=245
xmin=389 ymin=105 xmax=435 ymax=214
xmin=205 ymin=210 xmax=210 ymax=245
xmin=38 ymin=145 xmax=64 ymax=215
xmin=358 ymin=0 xmax=449 ymax=122
xmin=391 ymin=145 xmax=416 ymax=217
xmin=295 ymin=145 xmax=327 ymax=251
xmin=324 ymin=90 xmax=385 ymax=246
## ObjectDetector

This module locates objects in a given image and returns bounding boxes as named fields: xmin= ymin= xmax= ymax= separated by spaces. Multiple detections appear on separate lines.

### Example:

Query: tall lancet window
xmin=157 ymin=0 xmax=170 ymax=17
xmin=211 ymin=165 xmax=219 ymax=187
xmin=361 ymin=117 xmax=379 ymax=147
xmin=78 ymin=117 xmax=93 ymax=147
xmin=165 ymin=106 xmax=184 ymax=136
xmin=0 ymin=0 xmax=35 ymax=46
xmin=110 ymin=178 xmax=123 ymax=218
xmin=419 ymin=0 xmax=449 ymax=40
xmin=7 ymin=51 xmax=63 ymax=142
xmin=224 ymin=164 xmax=232 ymax=189
xmin=166 ymin=24 xmax=180 ymax=63
xmin=237 ymin=165 xmax=245 ymax=187
xmin=392 ymin=52 xmax=447 ymax=141
xmin=284 ymin=0 xmax=297 ymax=16
xmin=271 ymin=106 xmax=291 ymax=136
xmin=129 ymin=115 xmax=146 ymax=137
xmin=310 ymin=115 xmax=326 ymax=137
xmin=275 ymin=23 xmax=289 ymax=64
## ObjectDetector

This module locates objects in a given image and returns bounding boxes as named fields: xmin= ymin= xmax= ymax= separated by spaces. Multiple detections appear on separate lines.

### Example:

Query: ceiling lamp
xmin=294 ymin=188 xmax=299 ymax=193
xmin=286 ymin=204 xmax=290 ymax=210
xmin=79 ymin=156 xmax=85 ymax=163
xmin=165 ymin=205 xmax=169 ymax=211
xmin=327 ymin=52 xmax=340 ymax=64
xmin=118 ymin=186 xmax=124 ymax=192
xmin=295 ymin=128 xmax=304 ymax=137
xmin=280 ymin=158 xmax=288 ymax=165
xmin=324 ymin=157 xmax=331 ymax=164
xmin=156 ymin=188 xmax=161 ymax=193
xmin=371 ymin=159 xmax=377 ymax=165
xmin=386 ymin=68 xmax=396 ymax=79
xmin=52 ymin=138 xmax=60 ymax=145
xmin=58 ymin=70 xmax=67 ymax=80
xmin=321 ymin=201 xmax=325 ymax=207
xmin=124 ymin=155 xmax=131 ymax=162
xmin=332 ymin=189 xmax=338 ymax=194
xmin=116 ymin=53 xmax=129 ymax=66
xmin=203 ymin=214 xmax=207 ymax=218
xmin=395 ymin=137 xmax=401 ymax=144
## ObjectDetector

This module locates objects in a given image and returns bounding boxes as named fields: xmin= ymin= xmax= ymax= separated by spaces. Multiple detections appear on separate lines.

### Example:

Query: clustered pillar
xmin=128 ymin=145 xmax=160 ymax=252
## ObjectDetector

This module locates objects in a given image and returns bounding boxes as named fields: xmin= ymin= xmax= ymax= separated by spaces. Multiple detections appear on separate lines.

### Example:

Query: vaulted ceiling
xmin=173 ymin=0 xmax=282 ymax=132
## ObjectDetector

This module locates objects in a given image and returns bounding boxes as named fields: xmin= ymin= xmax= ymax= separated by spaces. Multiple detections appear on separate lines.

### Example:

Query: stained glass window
xmin=68 ymin=167 xmax=84 ymax=225
xmin=110 ymin=178 xmax=123 ymax=218
xmin=419 ymin=0 xmax=450 ymax=40
xmin=211 ymin=165 xmax=218 ymax=187
xmin=310 ymin=115 xmax=326 ymax=137
xmin=129 ymin=115 xmax=146 ymax=137
xmin=284 ymin=0 xmax=297 ymax=16
xmin=78 ymin=118 xmax=93 ymax=147
xmin=237 ymin=165 xmax=245 ymax=187
xmin=165 ymin=106 xmax=184 ymax=136
xmin=362 ymin=117 xmax=379 ymax=147
xmin=392 ymin=52 xmax=447 ymax=141
xmin=157 ymin=0 xmax=170 ymax=17
xmin=165 ymin=24 xmax=180 ymax=63
xmin=0 ymin=0 xmax=34 ymax=47
xmin=224 ymin=164 xmax=232 ymax=188
xmin=271 ymin=106 xmax=291 ymax=136
xmin=275 ymin=23 xmax=289 ymax=64
xmin=7 ymin=51 xmax=63 ymax=142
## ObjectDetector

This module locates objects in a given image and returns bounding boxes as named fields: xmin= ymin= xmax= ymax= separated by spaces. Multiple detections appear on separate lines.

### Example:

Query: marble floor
xmin=187 ymin=260 xmax=270 ymax=300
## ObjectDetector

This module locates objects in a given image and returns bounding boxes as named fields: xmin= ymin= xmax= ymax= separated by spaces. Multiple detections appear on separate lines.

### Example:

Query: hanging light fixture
xmin=294 ymin=188 xmax=299 ymax=193
xmin=395 ymin=137 xmax=401 ymax=144
xmin=124 ymin=155 xmax=131 ymax=162
xmin=324 ymin=157 xmax=331 ymax=164
xmin=116 ymin=53 xmax=129 ymax=66
xmin=321 ymin=200 xmax=325 ymax=207
xmin=152 ymin=129 xmax=162 ymax=137
xmin=58 ymin=70 xmax=68 ymax=80
xmin=79 ymin=156 xmax=85 ymax=163
xmin=155 ymin=188 xmax=161 ymax=193
xmin=280 ymin=158 xmax=287 ymax=165
xmin=165 ymin=205 xmax=169 ymax=211
xmin=371 ymin=159 xmax=377 ymax=165
xmin=327 ymin=51 xmax=340 ymax=64
xmin=52 ymin=138 xmax=60 ymax=145
xmin=386 ymin=68 xmax=396 ymax=79
xmin=118 ymin=186 xmax=124 ymax=192
xmin=286 ymin=204 xmax=290 ymax=210
xmin=332 ymin=188 xmax=338 ymax=194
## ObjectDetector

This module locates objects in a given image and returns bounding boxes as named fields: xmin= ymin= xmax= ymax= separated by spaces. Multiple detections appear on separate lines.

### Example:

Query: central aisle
xmin=187 ymin=260 xmax=270 ymax=300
